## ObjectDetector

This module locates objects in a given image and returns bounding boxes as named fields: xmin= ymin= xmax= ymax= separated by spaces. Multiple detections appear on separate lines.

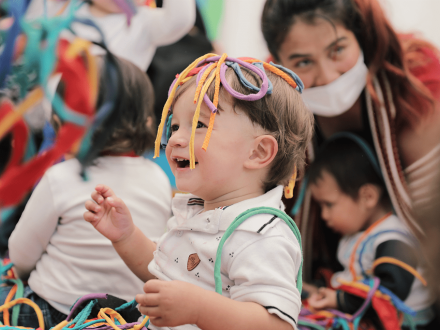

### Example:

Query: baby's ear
xmin=244 ymin=135 xmax=278 ymax=170
xmin=359 ymin=184 xmax=381 ymax=209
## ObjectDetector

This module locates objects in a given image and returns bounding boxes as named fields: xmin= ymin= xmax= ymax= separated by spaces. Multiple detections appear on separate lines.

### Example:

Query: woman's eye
xmin=295 ymin=59 xmax=312 ymax=68
xmin=196 ymin=121 xmax=207 ymax=129
xmin=170 ymin=124 xmax=179 ymax=133
xmin=325 ymin=202 xmax=333 ymax=208
xmin=330 ymin=46 xmax=345 ymax=58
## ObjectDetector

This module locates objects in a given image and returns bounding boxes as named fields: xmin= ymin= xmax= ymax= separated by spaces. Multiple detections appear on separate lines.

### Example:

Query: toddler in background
xmin=84 ymin=56 xmax=314 ymax=330
xmin=7 ymin=56 xmax=172 ymax=328
xmin=306 ymin=135 xmax=436 ymax=328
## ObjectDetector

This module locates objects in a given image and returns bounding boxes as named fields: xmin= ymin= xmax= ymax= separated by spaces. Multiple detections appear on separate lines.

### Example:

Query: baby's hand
xmin=136 ymin=280 xmax=203 ymax=328
xmin=84 ymin=184 xmax=135 ymax=243
xmin=307 ymin=287 xmax=338 ymax=310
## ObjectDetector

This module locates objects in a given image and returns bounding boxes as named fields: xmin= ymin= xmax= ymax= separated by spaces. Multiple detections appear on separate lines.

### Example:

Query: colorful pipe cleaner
xmin=0 ymin=260 xmax=150 ymax=330
xmin=0 ymin=0 xmax=135 ymax=211
xmin=154 ymin=53 xmax=304 ymax=194
xmin=298 ymin=216 xmax=426 ymax=330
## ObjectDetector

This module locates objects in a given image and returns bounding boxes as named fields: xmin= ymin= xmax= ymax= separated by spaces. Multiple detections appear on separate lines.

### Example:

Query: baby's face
xmin=165 ymin=84 xmax=258 ymax=200
xmin=310 ymin=170 xmax=370 ymax=235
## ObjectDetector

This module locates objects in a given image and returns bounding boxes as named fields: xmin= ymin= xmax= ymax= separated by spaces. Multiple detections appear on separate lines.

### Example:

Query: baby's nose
xmin=168 ymin=131 xmax=189 ymax=148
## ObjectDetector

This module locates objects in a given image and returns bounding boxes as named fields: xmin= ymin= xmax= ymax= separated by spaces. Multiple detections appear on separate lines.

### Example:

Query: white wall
xmin=381 ymin=0 xmax=440 ymax=49
xmin=216 ymin=0 xmax=269 ymax=60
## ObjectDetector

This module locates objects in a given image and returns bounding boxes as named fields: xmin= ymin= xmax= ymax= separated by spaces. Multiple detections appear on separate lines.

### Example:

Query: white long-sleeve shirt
xmin=9 ymin=156 xmax=172 ymax=315
xmin=25 ymin=0 xmax=196 ymax=71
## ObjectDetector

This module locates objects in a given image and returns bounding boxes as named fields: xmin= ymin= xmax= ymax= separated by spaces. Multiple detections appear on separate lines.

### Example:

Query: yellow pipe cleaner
xmin=202 ymin=53 xmax=228 ymax=151
xmin=193 ymin=63 xmax=216 ymax=104
xmin=66 ymin=38 xmax=91 ymax=60
xmin=133 ymin=315 xmax=150 ymax=330
xmin=337 ymin=279 xmax=391 ymax=301
xmin=372 ymin=257 xmax=427 ymax=286
xmin=85 ymin=49 xmax=98 ymax=108
xmin=98 ymin=308 xmax=126 ymax=330
xmin=154 ymin=53 xmax=218 ymax=158
xmin=65 ymin=38 xmax=98 ymax=108
xmin=0 ymin=88 xmax=44 ymax=140
xmin=0 ymin=298 xmax=45 ymax=330
xmin=189 ymin=67 xmax=217 ymax=169
xmin=284 ymin=166 xmax=297 ymax=199
xmin=52 ymin=320 xmax=69 ymax=330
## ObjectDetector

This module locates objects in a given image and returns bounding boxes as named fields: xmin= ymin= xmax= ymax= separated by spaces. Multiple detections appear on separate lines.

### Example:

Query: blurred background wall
xmin=382 ymin=0 xmax=440 ymax=49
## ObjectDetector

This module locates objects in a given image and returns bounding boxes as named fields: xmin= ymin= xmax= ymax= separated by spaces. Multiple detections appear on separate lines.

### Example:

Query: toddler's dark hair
xmin=55 ymin=56 xmax=156 ymax=157
xmin=96 ymin=56 xmax=156 ymax=155
xmin=308 ymin=137 xmax=390 ymax=204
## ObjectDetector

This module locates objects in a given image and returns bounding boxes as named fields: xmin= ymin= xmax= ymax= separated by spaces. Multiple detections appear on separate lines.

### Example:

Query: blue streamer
xmin=269 ymin=62 xmax=304 ymax=93
xmin=225 ymin=61 xmax=273 ymax=95
xmin=0 ymin=0 xmax=28 ymax=88
xmin=115 ymin=298 xmax=137 ymax=312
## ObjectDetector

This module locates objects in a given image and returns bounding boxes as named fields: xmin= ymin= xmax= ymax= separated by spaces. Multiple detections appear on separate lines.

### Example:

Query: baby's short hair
xmin=174 ymin=65 xmax=314 ymax=191
xmin=308 ymin=137 xmax=389 ymax=203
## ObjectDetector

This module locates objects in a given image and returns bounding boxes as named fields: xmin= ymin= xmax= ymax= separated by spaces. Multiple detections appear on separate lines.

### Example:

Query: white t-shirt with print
xmin=148 ymin=186 xmax=302 ymax=330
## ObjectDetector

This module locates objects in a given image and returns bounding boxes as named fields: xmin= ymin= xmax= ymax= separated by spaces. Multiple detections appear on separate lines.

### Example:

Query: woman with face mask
xmin=262 ymin=0 xmax=440 ymax=313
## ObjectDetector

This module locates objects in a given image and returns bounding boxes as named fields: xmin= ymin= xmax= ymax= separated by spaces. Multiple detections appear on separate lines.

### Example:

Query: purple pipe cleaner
xmin=67 ymin=293 xmax=108 ymax=320
xmin=328 ymin=277 xmax=380 ymax=321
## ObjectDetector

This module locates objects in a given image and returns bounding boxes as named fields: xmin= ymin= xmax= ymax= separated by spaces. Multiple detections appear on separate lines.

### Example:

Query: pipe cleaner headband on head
xmin=153 ymin=53 xmax=304 ymax=197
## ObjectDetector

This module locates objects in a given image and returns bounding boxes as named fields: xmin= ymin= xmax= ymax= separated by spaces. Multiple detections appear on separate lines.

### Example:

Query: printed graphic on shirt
xmin=187 ymin=253 xmax=201 ymax=271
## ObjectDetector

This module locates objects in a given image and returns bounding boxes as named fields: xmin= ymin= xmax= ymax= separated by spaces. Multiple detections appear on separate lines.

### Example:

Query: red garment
xmin=0 ymin=39 xmax=94 ymax=207
xmin=339 ymin=284 xmax=401 ymax=330
xmin=408 ymin=46 xmax=440 ymax=101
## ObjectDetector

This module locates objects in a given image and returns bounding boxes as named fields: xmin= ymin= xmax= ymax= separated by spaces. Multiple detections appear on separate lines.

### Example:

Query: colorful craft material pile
xmin=297 ymin=226 xmax=426 ymax=330
xmin=0 ymin=259 xmax=149 ymax=330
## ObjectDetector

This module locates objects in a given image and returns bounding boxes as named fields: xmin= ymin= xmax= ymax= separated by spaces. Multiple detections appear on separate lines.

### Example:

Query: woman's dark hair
xmin=55 ymin=55 xmax=156 ymax=160
xmin=262 ymin=0 xmax=358 ymax=62
xmin=308 ymin=138 xmax=388 ymax=203
xmin=262 ymin=0 xmax=435 ymax=126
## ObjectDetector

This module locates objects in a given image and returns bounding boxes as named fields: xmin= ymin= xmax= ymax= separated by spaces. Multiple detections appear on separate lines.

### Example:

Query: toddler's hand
xmin=136 ymin=280 xmax=203 ymax=328
xmin=307 ymin=287 xmax=338 ymax=310
xmin=84 ymin=184 xmax=135 ymax=243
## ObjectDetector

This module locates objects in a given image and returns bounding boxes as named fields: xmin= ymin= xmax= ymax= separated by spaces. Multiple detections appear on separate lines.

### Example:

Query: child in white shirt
xmin=84 ymin=55 xmax=314 ymax=330
xmin=7 ymin=56 xmax=172 ymax=328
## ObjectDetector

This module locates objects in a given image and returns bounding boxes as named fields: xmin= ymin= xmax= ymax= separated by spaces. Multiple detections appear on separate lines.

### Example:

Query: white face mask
xmin=301 ymin=52 xmax=368 ymax=117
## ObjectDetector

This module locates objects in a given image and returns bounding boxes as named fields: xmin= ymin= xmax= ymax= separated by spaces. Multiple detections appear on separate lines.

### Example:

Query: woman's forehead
xmin=281 ymin=18 xmax=352 ymax=55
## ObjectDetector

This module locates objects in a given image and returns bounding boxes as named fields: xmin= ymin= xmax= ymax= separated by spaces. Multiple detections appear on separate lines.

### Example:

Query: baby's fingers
xmin=83 ymin=211 xmax=97 ymax=225
xmin=91 ymin=190 xmax=104 ymax=204
xmin=85 ymin=200 xmax=101 ymax=214
xmin=106 ymin=196 xmax=128 ymax=215
xmin=95 ymin=184 xmax=116 ymax=199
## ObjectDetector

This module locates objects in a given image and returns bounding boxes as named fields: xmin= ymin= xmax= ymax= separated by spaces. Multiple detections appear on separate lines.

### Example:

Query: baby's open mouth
xmin=175 ymin=158 xmax=198 ymax=168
